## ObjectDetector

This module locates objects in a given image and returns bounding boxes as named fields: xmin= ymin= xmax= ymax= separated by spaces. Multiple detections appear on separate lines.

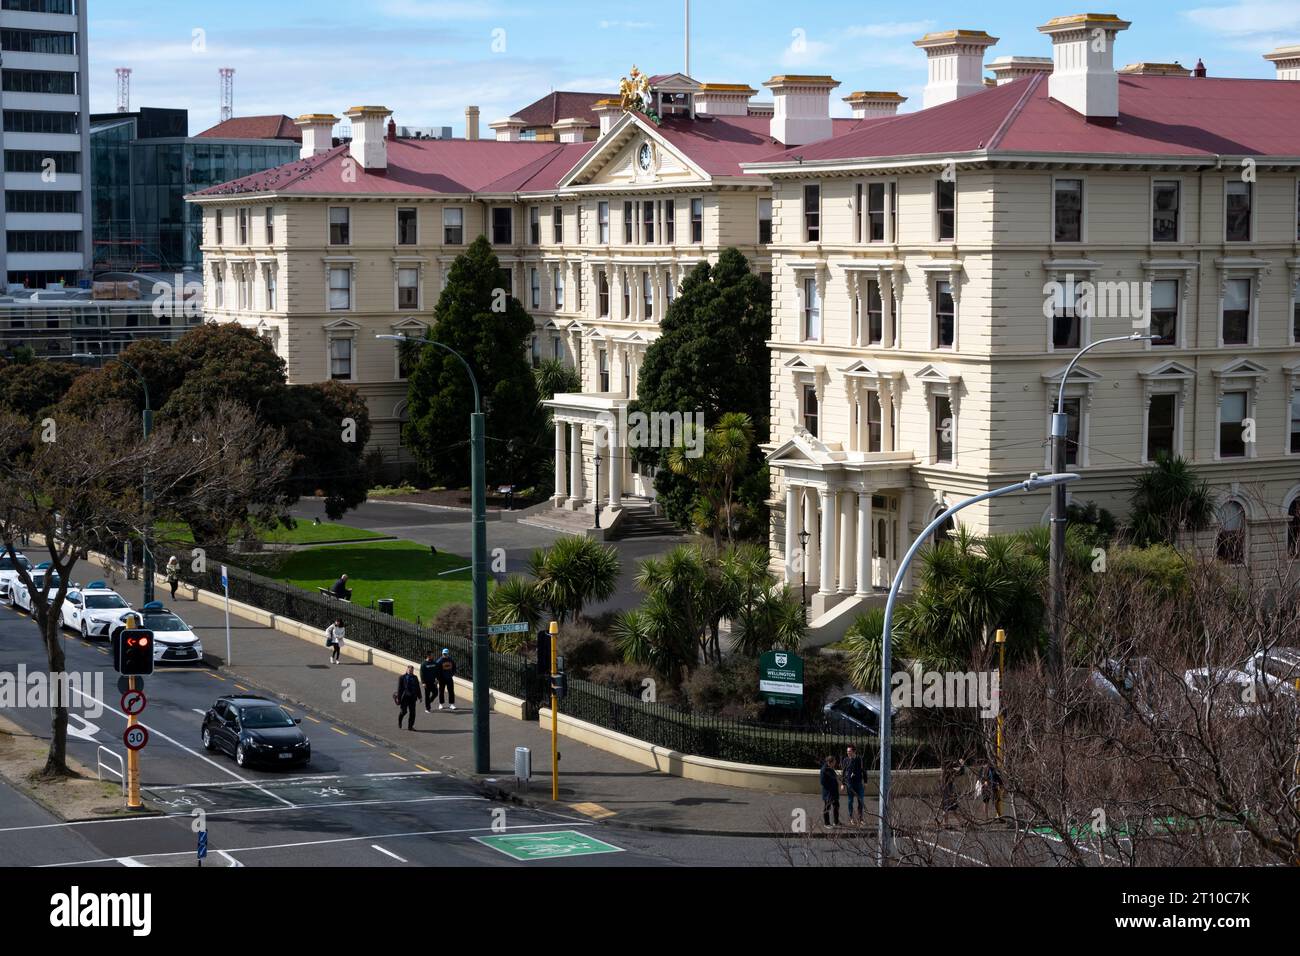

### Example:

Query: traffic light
xmin=536 ymin=630 xmax=551 ymax=674
xmin=549 ymin=672 xmax=568 ymax=699
xmin=115 ymin=629 xmax=155 ymax=676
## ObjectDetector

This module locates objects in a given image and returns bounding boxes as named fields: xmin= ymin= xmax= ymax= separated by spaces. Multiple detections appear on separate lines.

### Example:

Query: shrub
xmin=557 ymin=621 xmax=619 ymax=677
xmin=586 ymin=662 xmax=656 ymax=695
xmin=431 ymin=602 xmax=472 ymax=635
xmin=800 ymin=651 xmax=852 ymax=717
xmin=1109 ymin=543 xmax=1191 ymax=599
xmin=682 ymin=656 xmax=761 ymax=715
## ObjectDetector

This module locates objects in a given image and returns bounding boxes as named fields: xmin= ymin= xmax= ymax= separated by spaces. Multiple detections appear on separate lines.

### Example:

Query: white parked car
xmin=111 ymin=602 xmax=204 ymax=664
xmin=1242 ymin=647 xmax=1300 ymax=700
xmin=0 ymin=551 xmax=31 ymax=604
xmin=1183 ymin=668 xmax=1258 ymax=718
xmin=13 ymin=564 xmax=61 ymax=615
xmin=61 ymin=582 xmax=134 ymax=640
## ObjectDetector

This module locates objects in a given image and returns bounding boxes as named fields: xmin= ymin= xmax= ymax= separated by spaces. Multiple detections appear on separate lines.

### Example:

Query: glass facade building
xmin=90 ymin=108 xmax=297 ymax=273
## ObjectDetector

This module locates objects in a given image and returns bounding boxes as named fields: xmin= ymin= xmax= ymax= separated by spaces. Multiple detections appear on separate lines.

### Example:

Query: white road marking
xmin=370 ymin=844 xmax=408 ymax=863
xmin=66 ymin=684 xmax=296 ymax=809
xmin=218 ymin=851 xmax=243 ymax=868
xmin=115 ymin=857 xmax=147 ymax=867
xmin=66 ymin=713 xmax=100 ymax=743
xmin=0 ymin=795 xmax=484 ymax=835
xmin=913 ymin=838 xmax=989 ymax=867
xmin=41 ymin=822 xmax=594 ymax=867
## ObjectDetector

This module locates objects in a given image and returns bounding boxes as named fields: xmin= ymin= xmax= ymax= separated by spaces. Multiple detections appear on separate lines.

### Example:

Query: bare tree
xmin=0 ymin=400 xmax=295 ymax=776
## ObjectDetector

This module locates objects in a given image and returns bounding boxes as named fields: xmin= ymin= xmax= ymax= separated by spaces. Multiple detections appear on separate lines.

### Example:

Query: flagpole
xmin=684 ymin=0 xmax=690 ymax=75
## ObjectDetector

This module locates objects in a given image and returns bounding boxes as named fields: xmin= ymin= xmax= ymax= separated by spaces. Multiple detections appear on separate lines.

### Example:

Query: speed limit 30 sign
xmin=123 ymin=725 xmax=149 ymax=752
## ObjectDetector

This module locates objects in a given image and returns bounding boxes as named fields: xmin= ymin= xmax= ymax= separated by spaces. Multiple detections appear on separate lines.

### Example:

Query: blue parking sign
xmin=197 ymin=830 xmax=208 ymax=861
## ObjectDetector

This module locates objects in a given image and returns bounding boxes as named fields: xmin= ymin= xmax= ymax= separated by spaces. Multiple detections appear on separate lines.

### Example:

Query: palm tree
xmin=721 ymin=543 xmax=806 ymax=656
xmin=1128 ymin=454 xmax=1214 ymax=547
xmin=666 ymin=412 xmax=756 ymax=546
xmin=488 ymin=575 xmax=546 ymax=649
xmin=526 ymin=535 xmax=620 ymax=623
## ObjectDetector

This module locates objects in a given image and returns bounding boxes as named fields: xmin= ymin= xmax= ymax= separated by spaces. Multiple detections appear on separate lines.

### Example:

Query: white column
xmin=838 ymin=492 xmax=854 ymax=594
xmin=804 ymin=491 xmax=819 ymax=590
xmin=553 ymin=421 xmax=567 ymax=503
xmin=856 ymin=491 xmax=872 ymax=595
xmin=568 ymin=423 xmax=583 ymax=506
xmin=784 ymin=485 xmax=798 ymax=583
xmin=818 ymin=488 xmax=835 ymax=595
xmin=607 ymin=426 xmax=622 ymax=507
xmin=899 ymin=487 xmax=914 ymax=591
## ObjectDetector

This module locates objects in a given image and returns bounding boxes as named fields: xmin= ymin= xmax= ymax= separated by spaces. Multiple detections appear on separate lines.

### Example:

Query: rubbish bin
xmin=377 ymin=598 xmax=394 ymax=616
xmin=514 ymin=746 xmax=531 ymax=789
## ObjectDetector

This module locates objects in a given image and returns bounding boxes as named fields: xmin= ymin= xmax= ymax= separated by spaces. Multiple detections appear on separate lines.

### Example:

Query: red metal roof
xmin=653 ymin=114 xmax=867 ymax=176
xmin=512 ymin=91 xmax=609 ymax=129
xmin=197 ymin=115 xmax=302 ymax=141
xmin=758 ymin=73 xmax=1300 ymax=165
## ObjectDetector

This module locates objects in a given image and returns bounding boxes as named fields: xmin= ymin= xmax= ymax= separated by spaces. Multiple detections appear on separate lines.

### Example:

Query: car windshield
xmin=143 ymin=613 xmax=187 ymax=631
xmin=0 ymin=555 xmax=29 ymax=571
xmin=240 ymin=706 xmax=295 ymax=729
xmin=85 ymin=594 xmax=128 ymax=610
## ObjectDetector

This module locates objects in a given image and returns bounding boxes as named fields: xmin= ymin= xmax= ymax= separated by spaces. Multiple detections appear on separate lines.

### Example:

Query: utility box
xmin=514 ymin=746 xmax=531 ymax=789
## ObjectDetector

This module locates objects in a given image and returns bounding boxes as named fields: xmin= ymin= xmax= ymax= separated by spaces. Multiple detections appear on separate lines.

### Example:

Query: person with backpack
xmin=842 ymin=744 xmax=866 ymax=827
xmin=433 ymin=648 xmax=457 ymax=710
xmin=325 ymin=619 xmax=345 ymax=664
xmin=395 ymin=665 xmax=421 ymax=730
xmin=420 ymin=652 xmax=440 ymax=713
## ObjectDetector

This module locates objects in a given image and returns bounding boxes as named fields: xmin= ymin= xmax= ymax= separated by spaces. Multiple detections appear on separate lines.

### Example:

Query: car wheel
xmin=235 ymin=743 xmax=247 ymax=767
xmin=80 ymin=621 xmax=89 ymax=640
xmin=201 ymin=727 xmax=214 ymax=751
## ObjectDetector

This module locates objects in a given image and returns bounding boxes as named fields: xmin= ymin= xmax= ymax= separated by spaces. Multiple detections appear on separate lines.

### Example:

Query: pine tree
xmin=405 ymin=236 xmax=548 ymax=488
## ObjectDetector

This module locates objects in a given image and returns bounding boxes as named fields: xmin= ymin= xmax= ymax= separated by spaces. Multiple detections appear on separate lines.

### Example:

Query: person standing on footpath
xmin=420 ymin=651 xmax=440 ymax=713
xmin=433 ymin=647 xmax=457 ymax=710
xmin=165 ymin=555 xmax=181 ymax=601
xmin=395 ymin=665 xmax=421 ymax=730
xmin=325 ymin=618 xmax=345 ymax=664
xmin=820 ymin=755 xmax=841 ymax=828
xmin=841 ymin=745 xmax=866 ymax=827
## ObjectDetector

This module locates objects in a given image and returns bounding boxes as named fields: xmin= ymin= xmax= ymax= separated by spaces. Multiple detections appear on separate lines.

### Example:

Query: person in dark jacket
xmin=820 ymin=755 xmax=841 ymax=828
xmin=420 ymin=652 xmax=440 ymax=713
xmin=842 ymin=745 xmax=866 ymax=826
xmin=396 ymin=665 xmax=420 ymax=730
xmin=433 ymin=648 xmax=457 ymax=710
xmin=330 ymin=574 xmax=351 ymax=601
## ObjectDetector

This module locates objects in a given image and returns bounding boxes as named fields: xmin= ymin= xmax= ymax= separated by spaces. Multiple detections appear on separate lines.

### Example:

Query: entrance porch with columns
xmin=767 ymin=431 xmax=918 ymax=646
xmin=542 ymin=392 xmax=633 ymax=528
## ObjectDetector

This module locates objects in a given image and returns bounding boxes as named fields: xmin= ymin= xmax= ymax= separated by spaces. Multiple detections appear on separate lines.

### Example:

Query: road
xmin=0 ymin=592 xmax=803 ymax=868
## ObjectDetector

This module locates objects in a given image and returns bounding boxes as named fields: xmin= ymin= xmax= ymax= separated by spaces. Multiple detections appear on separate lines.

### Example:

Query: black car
xmin=201 ymin=695 xmax=311 ymax=768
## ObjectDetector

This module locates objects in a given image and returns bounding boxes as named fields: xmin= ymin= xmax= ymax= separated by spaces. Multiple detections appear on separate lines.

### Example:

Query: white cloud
xmin=1183 ymin=1 xmax=1300 ymax=37
xmin=378 ymin=0 xmax=504 ymax=19
xmin=844 ymin=20 xmax=935 ymax=40
xmin=781 ymin=29 xmax=833 ymax=68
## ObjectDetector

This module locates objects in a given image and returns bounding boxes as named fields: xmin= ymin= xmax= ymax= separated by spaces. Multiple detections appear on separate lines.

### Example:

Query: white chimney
xmin=986 ymin=56 xmax=1055 ymax=85
xmin=695 ymin=83 xmax=757 ymax=116
xmin=343 ymin=105 xmax=392 ymax=170
xmin=1264 ymin=44 xmax=1300 ymax=80
xmin=553 ymin=117 xmax=591 ymax=143
xmin=842 ymin=91 xmax=907 ymax=118
xmin=295 ymin=113 xmax=338 ymax=159
xmin=490 ymin=116 xmax=527 ymax=142
xmin=914 ymin=30 xmax=1000 ymax=108
xmin=465 ymin=105 xmax=480 ymax=141
xmin=1038 ymin=13 xmax=1132 ymax=121
xmin=591 ymin=98 xmax=622 ymax=136
xmin=762 ymin=75 xmax=840 ymax=146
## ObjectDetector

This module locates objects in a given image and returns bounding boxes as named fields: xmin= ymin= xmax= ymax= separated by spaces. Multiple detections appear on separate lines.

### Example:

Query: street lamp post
xmin=797 ymin=527 xmax=811 ymax=609
xmin=876 ymin=472 xmax=1079 ymax=865
xmin=1047 ymin=333 xmax=1153 ymax=674
xmin=593 ymin=452 xmax=603 ymax=529
xmin=378 ymin=335 xmax=490 ymax=773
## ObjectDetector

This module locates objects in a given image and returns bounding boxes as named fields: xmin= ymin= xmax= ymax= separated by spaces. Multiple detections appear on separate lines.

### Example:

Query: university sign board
xmin=759 ymin=650 xmax=804 ymax=708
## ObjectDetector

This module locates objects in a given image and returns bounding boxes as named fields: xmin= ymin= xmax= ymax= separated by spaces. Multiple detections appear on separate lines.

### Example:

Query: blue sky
xmin=88 ymin=0 xmax=1300 ymax=135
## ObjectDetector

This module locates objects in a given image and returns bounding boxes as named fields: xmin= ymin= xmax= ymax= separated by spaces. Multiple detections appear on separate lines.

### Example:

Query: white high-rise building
xmin=0 ymin=0 xmax=91 ymax=288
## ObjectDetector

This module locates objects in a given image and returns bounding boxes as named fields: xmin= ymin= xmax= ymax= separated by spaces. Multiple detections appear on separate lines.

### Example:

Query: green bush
xmin=1109 ymin=543 xmax=1190 ymax=598
xmin=557 ymin=621 xmax=620 ymax=677
xmin=586 ymin=662 xmax=656 ymax=696
xmin=682 ymin=656 xmax=761 ymax=715
xmin=431 ymin=602 xmax=472 ymax=635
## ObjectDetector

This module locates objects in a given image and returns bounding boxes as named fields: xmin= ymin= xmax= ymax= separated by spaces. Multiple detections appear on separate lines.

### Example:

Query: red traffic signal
xmin=114 ymin=628 xmax=155 ymax=676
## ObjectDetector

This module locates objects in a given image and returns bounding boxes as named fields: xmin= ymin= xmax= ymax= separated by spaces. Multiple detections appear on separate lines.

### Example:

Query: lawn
xmin=262 ymin=540 xmax=478 ymax=624
xmin=156 ymin=520 xmax=385 ymax=547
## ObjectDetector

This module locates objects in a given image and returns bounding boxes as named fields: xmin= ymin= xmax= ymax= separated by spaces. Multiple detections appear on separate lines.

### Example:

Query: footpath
xmin=77 ymin=560 xmax=934 ymax=837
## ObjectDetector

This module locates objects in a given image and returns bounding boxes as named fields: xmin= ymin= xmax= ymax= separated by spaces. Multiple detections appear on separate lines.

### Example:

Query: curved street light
xmin=876 ymin=471 xmax=1080 ymax=865
xmin=378 ymin=334 xmax=490 ymax=772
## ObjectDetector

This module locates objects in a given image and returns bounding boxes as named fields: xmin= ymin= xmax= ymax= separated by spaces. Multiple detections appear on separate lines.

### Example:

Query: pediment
xmin=560 ymin=112 xmax=707 ymax=188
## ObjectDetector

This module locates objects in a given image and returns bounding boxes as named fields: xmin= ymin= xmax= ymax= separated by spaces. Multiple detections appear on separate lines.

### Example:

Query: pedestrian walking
xmin=420 ymin=652 xmax=439 ymax=712
xmin=979 ymin=763 xmax=1003 ymax=819
xmin=330 ymin=573 xmax=351 ymax=601
xmin=395 ymin=665 xmax=420 ymax=730
xmin=820 ymin=755 xmax=841 ymax=828
xmin=938 ymin=762 xmax=964 ymax=827
xmin=841 ymin=744 xmax=866 ymax=826
xmin=325 ymin=618 xmax=345 ymax=664
xmin=165 ymin=555 xmax=180 ymax=601
xmin=433 ymin=647 xmax=457 ymax=710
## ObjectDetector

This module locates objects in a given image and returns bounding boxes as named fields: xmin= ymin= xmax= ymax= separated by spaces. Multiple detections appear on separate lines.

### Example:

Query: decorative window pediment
xmin=323 ymin=317 xmax=362 ymax=332
xmin=1212 ymin=357 xmax=1268 ymax=401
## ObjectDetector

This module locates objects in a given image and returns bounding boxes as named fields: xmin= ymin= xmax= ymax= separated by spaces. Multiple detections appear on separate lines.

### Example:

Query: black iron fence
xmin=165 ymin=547 xmax=928 ymax=769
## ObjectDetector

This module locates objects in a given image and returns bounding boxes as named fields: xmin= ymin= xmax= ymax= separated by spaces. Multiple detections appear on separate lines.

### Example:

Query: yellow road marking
xmin=389 ymin=753 xmax=408 ymax=762
xmin=303 ymin=715 xmax=321 ymax=723
xmin=569 ymin=802 xmax=616 ymax=820
xmin=233 ymin=683 xmax=249 ymax=691
xmin=359 ymin=739 xmax=376 ymax=748
xmin=205 ymin=672 xmax=226 ymax=681
xmin=330 ymin=726 xmax=348 ymax=736
xmin=415 ymin=764 xmax=433 ymax=773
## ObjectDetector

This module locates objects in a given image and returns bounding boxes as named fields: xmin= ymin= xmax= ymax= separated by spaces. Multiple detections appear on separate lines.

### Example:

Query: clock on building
xmin=637 ymin=142 xmax=653 ymax=171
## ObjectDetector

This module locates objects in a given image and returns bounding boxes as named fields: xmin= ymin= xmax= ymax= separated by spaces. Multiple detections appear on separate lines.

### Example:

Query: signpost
xmin=759 ymin=650 xmax=804 ymax=708
xmin=123 ymin=724 xmax=149 ymax=752
xmin=197 ymin=830 xmax=208 ymax=868
xmin=486 ymin=621 xmax=529 ymax=636
xmin=221 ymin=565 xmax=231 ymax=665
